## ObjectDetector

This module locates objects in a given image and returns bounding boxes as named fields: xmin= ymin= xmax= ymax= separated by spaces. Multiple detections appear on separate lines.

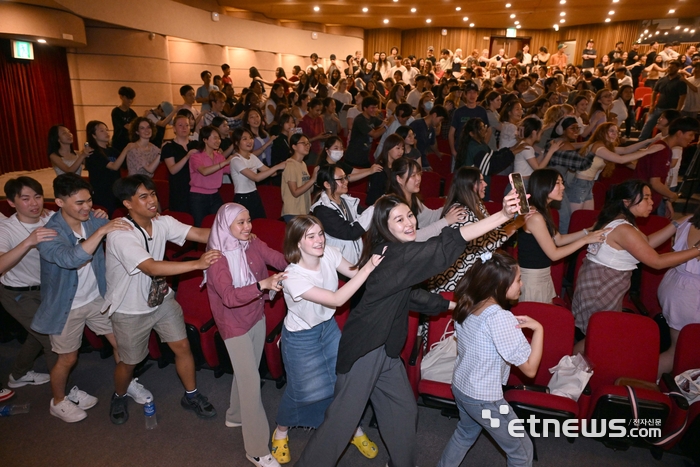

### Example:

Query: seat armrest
xmin=408 ymin=335 xmax=424 ymax=366
xmin=265 ymin=320 xmax=284 ymax=344
xmin=199 ymin=318 xmax=216 ymax=333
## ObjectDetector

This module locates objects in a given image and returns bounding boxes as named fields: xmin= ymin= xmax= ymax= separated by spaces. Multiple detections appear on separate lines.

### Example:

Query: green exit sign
xmin=11 ymin=40 xmax=35 ymax=60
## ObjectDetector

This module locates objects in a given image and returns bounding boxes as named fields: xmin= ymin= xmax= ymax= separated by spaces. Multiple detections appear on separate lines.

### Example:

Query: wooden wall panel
xmin=364 ymin=28 xmax=403 ymax=58
xmin=381 ymin=21 xmax=643 ymax=67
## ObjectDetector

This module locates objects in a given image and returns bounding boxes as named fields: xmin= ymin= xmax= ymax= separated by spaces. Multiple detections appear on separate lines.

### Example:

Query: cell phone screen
xmin=509 ymin=172 xmax=530 ymax=215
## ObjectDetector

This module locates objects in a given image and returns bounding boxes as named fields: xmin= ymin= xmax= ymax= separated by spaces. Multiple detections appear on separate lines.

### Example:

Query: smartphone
xmin=509 ymin=172 xmax=530 ymax=215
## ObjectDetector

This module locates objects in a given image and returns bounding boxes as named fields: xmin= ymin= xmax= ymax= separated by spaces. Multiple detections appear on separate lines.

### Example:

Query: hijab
xmin=204 ymin=203 xmax=256 ymax=287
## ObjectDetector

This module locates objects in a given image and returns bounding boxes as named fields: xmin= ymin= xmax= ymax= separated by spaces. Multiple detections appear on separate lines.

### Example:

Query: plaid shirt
xmin=544 ymin=141 xmax=596 ymax=172
xmin=453 ymin=304 xmax=531 ymax=401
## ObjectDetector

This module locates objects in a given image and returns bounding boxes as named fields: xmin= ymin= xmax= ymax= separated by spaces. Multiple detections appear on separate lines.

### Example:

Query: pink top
xmin=206 ymin=238 xmax=287 ymax=339
xmin=189 ymin=151 xmax=231 ymax=194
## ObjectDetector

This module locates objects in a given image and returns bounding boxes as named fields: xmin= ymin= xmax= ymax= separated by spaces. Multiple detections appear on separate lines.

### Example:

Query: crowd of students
xmin=2 ymin=41 xmax=700 ymax=467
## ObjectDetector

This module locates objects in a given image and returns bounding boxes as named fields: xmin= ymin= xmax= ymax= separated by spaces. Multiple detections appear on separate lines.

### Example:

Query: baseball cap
xmin=462 ymin=80 xmax=479 ymax=92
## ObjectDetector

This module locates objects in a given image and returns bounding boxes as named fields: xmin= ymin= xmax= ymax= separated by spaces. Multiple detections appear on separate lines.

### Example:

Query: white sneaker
xmin=8 ymin=370 xmax=50 ymax=388
xmin=66 ymin=386 xmax=98 ymax=410
xmin=50 ymin=398 xmax=87 ymax=423
xmin=246 ymin=454 xmax=281 ymax=467
xmin=126 ymin=378 xmax=153 ymax=405
xmin=225 ymin=420 xmax=242 ymax=428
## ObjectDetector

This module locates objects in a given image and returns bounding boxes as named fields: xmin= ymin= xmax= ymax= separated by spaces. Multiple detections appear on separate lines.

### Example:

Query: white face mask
xmin=329 ymin=150 xmax=343 ymax=162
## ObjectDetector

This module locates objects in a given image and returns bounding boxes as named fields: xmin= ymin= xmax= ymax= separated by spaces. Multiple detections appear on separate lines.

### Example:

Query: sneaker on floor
xmin=66 ymin=386 xmax=98 ymax=410
xmin=126 ymin=378 xmax=152 ymax=405
xmin=180 ymin=392 xmax=216 ymax=418
xmin=0 ymin=388 xmax=15 ymax=402
xmin=109 ymin=393 xmax=129 ymax=425
xmin=246 ymin=454 xmax=281 ymax=467
xmin=225 ymin=420 xmax=242 ymax=428
xmin=8 ymin=370 xmax=50 ymax=388
xmin=50 ymin=398 xmax=87 ymax=423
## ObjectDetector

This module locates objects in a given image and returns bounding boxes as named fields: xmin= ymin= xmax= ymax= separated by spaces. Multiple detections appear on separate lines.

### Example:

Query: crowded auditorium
xmin=2 ymin=0 xmax=700 ymax=466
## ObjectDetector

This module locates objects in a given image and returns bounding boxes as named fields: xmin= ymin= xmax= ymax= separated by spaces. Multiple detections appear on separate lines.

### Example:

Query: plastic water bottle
xmin=144 ymin=397 xmax=157 ymax=429
xmin=0 ymin=403 xmax=31 ymax=417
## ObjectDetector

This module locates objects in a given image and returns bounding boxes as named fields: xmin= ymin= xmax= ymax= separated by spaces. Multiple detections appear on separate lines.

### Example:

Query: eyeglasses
xmin=298 ymin=141 xmax=311 ymax=146
xmin=334 ymin=176 xmax=350 ymax=183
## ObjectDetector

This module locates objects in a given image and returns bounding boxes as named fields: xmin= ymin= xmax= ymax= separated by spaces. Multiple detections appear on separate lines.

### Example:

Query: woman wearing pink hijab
xmin=205 ymin=203 xmax=287 ymax=467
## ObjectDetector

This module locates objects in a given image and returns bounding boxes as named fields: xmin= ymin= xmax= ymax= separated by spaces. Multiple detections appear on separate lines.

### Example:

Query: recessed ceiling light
xmin=674 ymin=25 xmax=681 ymax=30
xmin=510 ymin=14 xmax=516 ymax=18
xmin=313 ymin=6 xmax=319 ymax=11
xmin=383 ymin=18 xmax=389 ymax=23
xmin=612 ymin=0 xmax=619 ymax=2
xmin=514 ymin=20 xmax=520 ymax=24
xmin=668 ymin=9 xmax=675 ymax=13
xmin=644 ymin=29 xmax=649 ymax=33
xmin=411 ymin=7 xmax=416 ymax=12
xmin=608 ymin=10 xmax=614 ymax=14
xmin=560 ymin=0 xmax=566 ymax=4
xmin=426 ymin=18 xmax=432 ymax=23
xmin=362 ymin=7 xmax=368 ymax=12
xmin=560 ymin=19 xmax=565 ymax=23
xmin=560 ymin=12 xmax=566 ymax=16
xmin=664 ymin=32 xmax=668 ymax=35
xmin=505 ymin=3 xmax=511 ymax=7
xmin=393 ymin=0 xmax=398 ymax=2
xmin=462 ymin=16 xmax=468 ymax=21
xmin=655 ymin=31 xmax=659 ymax=34
xmin=516 ymin=25 xmax=521 ymax=28
xmin=684 ymin=27 xmax=689 ymax=32
xmin=605 ymin=18 xmax=611 ymax=22
xmin=455 ymin=6 xmax=461 ymax=11
xmin=692 ymin=30 xmax=697 ymax=33
xmin=469 ymin=23 xmax=475 ymax=27
xmin=37 ymin=39 xmax=47 ymax=43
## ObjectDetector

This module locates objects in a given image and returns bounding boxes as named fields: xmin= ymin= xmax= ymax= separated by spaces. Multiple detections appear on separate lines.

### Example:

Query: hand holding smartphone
xmin=509 ymin=172 xmax=530 ymax=215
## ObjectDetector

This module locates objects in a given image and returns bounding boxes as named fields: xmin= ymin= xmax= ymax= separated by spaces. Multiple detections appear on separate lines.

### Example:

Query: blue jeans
xmin=277 ymin=319 xmax=341 ymax=428
xmin=437 ymin=388 xmax=533 ymax=467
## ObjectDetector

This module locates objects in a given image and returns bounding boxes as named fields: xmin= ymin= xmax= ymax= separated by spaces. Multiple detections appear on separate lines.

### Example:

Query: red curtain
xmin=0 ymin=39 xmax=77 ymax=174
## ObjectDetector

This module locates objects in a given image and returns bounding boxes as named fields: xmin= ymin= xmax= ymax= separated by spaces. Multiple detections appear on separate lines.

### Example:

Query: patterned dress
xmin=428 ymin=202 xmax=509 ymax=293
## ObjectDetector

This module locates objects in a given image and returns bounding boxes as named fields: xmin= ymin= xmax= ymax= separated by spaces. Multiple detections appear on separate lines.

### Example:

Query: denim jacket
xmin=31 ymin=212 xmax=108 ymax=335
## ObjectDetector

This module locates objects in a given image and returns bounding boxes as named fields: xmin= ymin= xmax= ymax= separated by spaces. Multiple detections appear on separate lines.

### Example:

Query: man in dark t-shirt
xmin=111 ymin=86 xmax=137 ymax=154
xmin=345 ymin=96 xmax=387 ymax=168
xmin=639 ymin=61 xmax=688 ymax=141
xmin=409 ymin=105 xmax=448 ymax=169
xmin=448 ymin=80 xmax=489 ymax=158
xmin=581 ymin=40 xmax=597 ymax=71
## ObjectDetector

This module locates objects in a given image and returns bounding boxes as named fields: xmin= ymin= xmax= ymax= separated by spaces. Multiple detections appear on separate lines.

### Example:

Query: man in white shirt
xmin=659 ymin=43 xmax=680 ymax=68
xmin=307 ymin=53 xmax=322 ymax=73
xmin=681 ymin=62 xmax=700 ymax=118
xmin=522 ymin=45 xmax=532 ymax=67
xmin=438 ymin=49 xmax=454 ymax=73
xmin=105 ymin=175 xmax=222 ymax=425
xmin=389 ymin=55 xmax=407 ymax=81
xmin=490 ymin=48 xmax=508 ymax=68
xmin=402 ymin=58 xmax=419 ymax=86
xmin=407 ymin=75 xmax=429 ymax=109
xmin=614 ymin=67 xmax=633 ymax=88
xmin=34 ymin=174 xmax=153 ymax=423
xmin=0 ymin=177 xmax=54 ymax=391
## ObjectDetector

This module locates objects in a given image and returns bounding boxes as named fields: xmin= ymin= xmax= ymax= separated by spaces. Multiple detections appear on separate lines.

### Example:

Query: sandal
xmin=271 ymin=429 xmax=291 ymax=464
xmin=351 ymin=432 xmax=379 ymax=459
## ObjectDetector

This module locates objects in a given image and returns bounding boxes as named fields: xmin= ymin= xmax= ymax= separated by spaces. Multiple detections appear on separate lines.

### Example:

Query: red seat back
xmin=427 ymin=153 xmax=452 ymax=177
xmin=592 ymin=182 xmax=607 ymax=210
xmin=423 ymin=197 xmax=445 ymax=210
xmin=0 ymin=199 xmax=13 ymax=217
xmin=483 ymin=200 xmax=501 ymax=215
xmin=153 ymin=162 xmax=169 ymax=181
xmin=219 ymin=184 xmax=235 ymax=203
xmin=673 ymin=324 xmax=700 ymax=376
xmin=489 ymin=175 xmax=509 ymax=204
xmin=634 ymin=86 xmax=652 ymax=102
xmin=347 ymin=191 xmax=367 ymax=208
xmin=510 ymin=302 xmax=575 ymax=386
xmin=585 ymin=312 xmax=659 ymax=388
xmin=154 ymin=179 xmax=169 ymax=212
xmin=251 ymin=218 xmax=286 ymax=253
xmin=258 ymin=185 xmax=283 ymax=220
xmin=420 ymin=171 xmax=442 ymax=199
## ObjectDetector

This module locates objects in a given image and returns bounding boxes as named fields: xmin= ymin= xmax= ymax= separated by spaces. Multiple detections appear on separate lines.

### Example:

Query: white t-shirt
xmin=265 ymin=98 xmax=277 ymax=125
xmin=514 ymin=146 xmax=536 ymax=177
xmin=610 ymin=99 xmax=629 ymax=128
xmin=283 ymin=245 xmax=343 ymax=332
xmin=406 ymin=89 xmax=422 ymax=109
xmin=331 ymin=91 xmax=353 ymax=106
xmin=71 ymin=226 xmax=101 ymax=309
xmin=230 ymin=154 xmax=264 ymax=194
xmin=104 ymin=215 xmax=190 ymax=315
xmin=666 ymin=146 xmax=683 ymax=189
xmin=0 ymin=213 xmax=54 ymax=287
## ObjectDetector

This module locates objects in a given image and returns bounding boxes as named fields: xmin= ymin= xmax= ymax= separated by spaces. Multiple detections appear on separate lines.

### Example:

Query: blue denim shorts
xmin=565 ymin=177 xmax=594 ymax=204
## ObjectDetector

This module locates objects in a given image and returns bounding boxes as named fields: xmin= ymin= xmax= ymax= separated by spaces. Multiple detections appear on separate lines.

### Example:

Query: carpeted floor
xmin=0 ymin=339 xmax=693 ymax=467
